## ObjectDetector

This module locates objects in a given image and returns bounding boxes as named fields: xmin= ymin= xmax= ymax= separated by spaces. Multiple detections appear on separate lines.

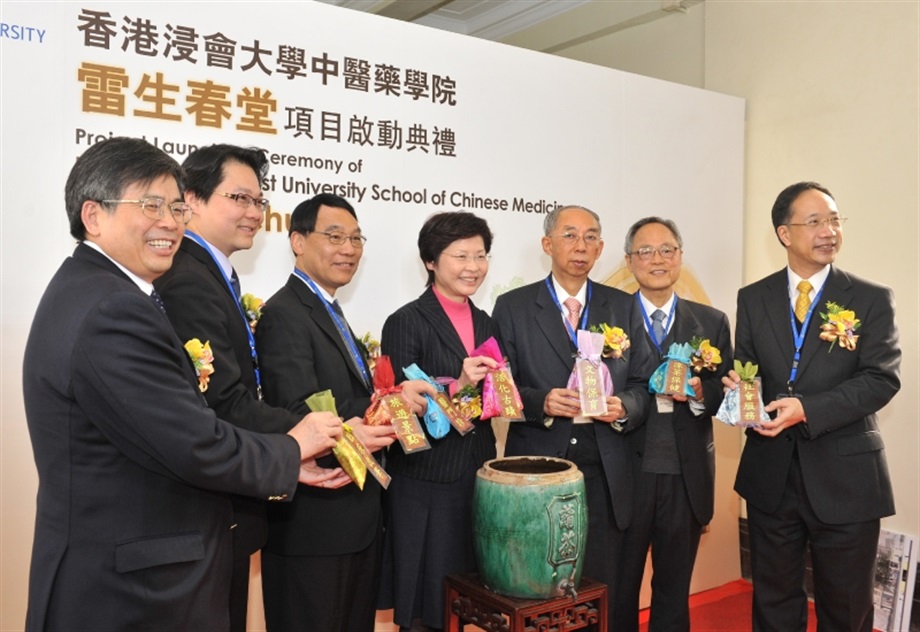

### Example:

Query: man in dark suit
xmin=614 ymin=217 xmax=732 ymax=632
xmin=726 ymin=182 xmax=900 ymax=632
xmin=155 ymin=144 xmax=350 ymax=631
xmin=23 ymin=137 xmax=345 ymax=631
xmin=255 ymin=193 xmax=433 ymax=632
xmin=492 ymin=205 xmax=656 ymax=624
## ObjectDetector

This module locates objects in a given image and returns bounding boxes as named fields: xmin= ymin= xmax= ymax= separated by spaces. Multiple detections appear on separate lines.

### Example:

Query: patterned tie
xmin=230 ymin=269 xmax=242 ymax=299
xmin=150 ymin=289 xmax=167 ymax=314
xmin=651 ymin=309 xmax=667 ymax=343
xmin=563 ymin=297 xmax=581 ymax=331
xmin=794 ymin=280 xmax=813 ymax=322
xmin=331 ymin=299 xmax=371 ymax=390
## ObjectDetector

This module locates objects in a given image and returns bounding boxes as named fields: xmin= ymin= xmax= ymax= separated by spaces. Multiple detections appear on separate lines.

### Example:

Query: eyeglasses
xmin=553 ymin=231 xmax=602 ymax=245
xmin=628 ymin=245 xmax=681 ymax=261
xmin=102 ymin=198 xmax=192 ymax=224
xmin=311 ymin=230 xmax=367 ymax=248
xmin=786 ymin=216 xmax=847 ymax=230
xmin=444 ymin=253 xmax=490 ymax=265
xmin=217 ymin=192 xmax=270 ymax=213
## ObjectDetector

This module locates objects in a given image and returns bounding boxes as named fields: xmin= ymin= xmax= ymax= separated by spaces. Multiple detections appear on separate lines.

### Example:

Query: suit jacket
xmin=492 ymin=278 xmax=656 ymax=529
xmin=156 ymin=238 xmax=301 ymax=558
xmin=23 ymin=244 xmax=300 ymax=632
xmin=733 ymin=266 xmax=900 ymax=524
xmin=629 ymin=296 xmax=732 ymax=526
xmin=256 ymin=273 xmax=379 ymax=556
xmin=381 ymin=286 xmax=499 ymax=483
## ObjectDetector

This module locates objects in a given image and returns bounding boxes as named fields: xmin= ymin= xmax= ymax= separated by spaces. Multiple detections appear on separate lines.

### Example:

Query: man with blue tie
xmin=614 ymin=217 xmax=732 ymax=632
xmin=155 ymin=145 xmax=350 ymax=630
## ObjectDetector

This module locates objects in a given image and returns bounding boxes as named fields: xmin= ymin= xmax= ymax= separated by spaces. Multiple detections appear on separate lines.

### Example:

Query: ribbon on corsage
xmin=403 ymin=363 xmax=472 ymax=437
xmin=364 ymin=355 xmax=430 ymax=454
xmin=649 ymin=342 xmax=696 ymax=398
xmin=474 ymin=337 xmax=525 ymax=421
xmin=715 ymin=360 xmax=770 ymax=428
xmin=306 ymin=390 xmax=391 ymax=490
xmin=565 ymin=330 xmax=612 ymax=417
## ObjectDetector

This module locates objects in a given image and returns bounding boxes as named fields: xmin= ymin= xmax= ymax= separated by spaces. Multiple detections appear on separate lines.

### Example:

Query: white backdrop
xmin=0 ymin=2 xmax=743 ymax=628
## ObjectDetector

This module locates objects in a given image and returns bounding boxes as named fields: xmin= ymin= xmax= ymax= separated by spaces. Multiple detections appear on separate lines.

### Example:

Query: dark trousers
xmin=748 ymin=455 xmax=879 ymax=632
xmin=262 ymin=534 xmax=382 ymax=632
xmin=615 ymin=472 xmax=702 ymax=632
xmin=229 ymin=555 xmax=251 ymax=632
xmin=566 ymin=424 xmax=626 ymax=624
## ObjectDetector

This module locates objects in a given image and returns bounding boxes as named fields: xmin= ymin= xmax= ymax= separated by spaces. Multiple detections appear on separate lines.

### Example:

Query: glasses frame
xmin=101 ymin=198 xmax=192 ymax=224
xmin=217 ymin=191 xmax=271 ymax=213
xmin=628 ymin=245 xmax=682 ymax=261
xmin=443 ymin=253 xmax=491 ymax=265
xmin=310 ymin=230 xmax=367 ymax=248
xmin=785 ymin=216 xmax=847 ymax=230
xmin=552 ymin=231 xmax=602 ymax=246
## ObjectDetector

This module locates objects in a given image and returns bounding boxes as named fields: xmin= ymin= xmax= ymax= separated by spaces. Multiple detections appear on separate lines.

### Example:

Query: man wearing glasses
xmin=493 ymin=205 xmax=655 ymax=626
xmin=23 ymin=137 xmax=347 ymax=631
xmin=614 ymin=217 xmax=732 ymax=632
xmin=155 ymin=145 xmax=351 ymax=631
xmin=725 ymin=182 xmax=900 ymax=631
xmin=254 ymin=193 xmax=434 ymax=632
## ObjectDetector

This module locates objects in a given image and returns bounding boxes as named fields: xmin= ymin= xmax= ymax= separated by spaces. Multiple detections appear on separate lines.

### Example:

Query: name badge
xmin=656 ymin=394 xmax=674 ymax=413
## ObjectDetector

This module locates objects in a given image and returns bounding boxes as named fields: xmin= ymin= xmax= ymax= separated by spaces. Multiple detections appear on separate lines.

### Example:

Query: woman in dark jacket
xmin=379 ymin=211 xmax=499 ymax=632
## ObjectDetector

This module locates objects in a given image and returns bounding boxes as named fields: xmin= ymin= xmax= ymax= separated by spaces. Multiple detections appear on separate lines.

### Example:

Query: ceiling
xmin=314 ymin=0 xmax=701 ymax=53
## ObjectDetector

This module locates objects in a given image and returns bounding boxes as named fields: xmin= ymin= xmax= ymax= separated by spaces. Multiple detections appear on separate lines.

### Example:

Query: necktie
xmin=230 ymin=269 xmax=242 ymax=299
xmin=651 ymin=309 xmax=667 ymax=343
xmin=794 ymin=280 xmax=813 ymax=322
xmin=331 ymin=300 xmax=371 ymax=389
xmin=150 ymin=289 xmax=167 ymax=314
xmin=563 ymin=297 xmax=581 ymax=331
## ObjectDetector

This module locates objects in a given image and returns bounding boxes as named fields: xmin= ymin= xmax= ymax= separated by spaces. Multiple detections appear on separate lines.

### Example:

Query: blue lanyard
xmin=183 ymin=231 xmax=262 ymax=397
xmin=292 ymin=267 xmax=371 ymax=389
xmin=787 ymin=280 xmax=826 ymax=392
xmin=544 ymin=275 xmax=592 ymax=347
xmin=635 ymin=292 xmax=678 ymax=354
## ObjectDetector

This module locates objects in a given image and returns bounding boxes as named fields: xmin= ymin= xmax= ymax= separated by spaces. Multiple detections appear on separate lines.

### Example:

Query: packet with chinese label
xmin=402 ymin=363 xmax=471 ymax=437
xmin=649 ymin=342 xmax=696 ymax=398
xmin=364 ymin=355 xmax=430 ymax=454
xmin=306 ymin=390 xmax=391 ymax=490
xmin=715 ymin=360 xmax=769 ymax=428
xmin=565 ymin=330 xmax=611 ymax=417
xmin=474 ymin=337 xmax=524 ymax=421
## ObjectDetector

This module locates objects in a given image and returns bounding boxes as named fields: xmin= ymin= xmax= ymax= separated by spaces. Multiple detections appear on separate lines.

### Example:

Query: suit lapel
xmin=287 ymin=275 xmax=371 ymax=392
xmin=182 ymin=237 xmax=236 ymax=302
xmin=535 ymin=282 xmax=576 ymax=367
xmin=792 ymin=266 xmax=853 ymax=380
xmin=416 ymin=287 xmax=469 ymax=359
xmin=760 ymin=271 xmax=796 ymax=376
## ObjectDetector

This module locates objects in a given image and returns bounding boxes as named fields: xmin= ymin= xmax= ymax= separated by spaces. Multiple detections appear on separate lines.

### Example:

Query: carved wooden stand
xmin=445 ymin=573 xmax=607 ymax=632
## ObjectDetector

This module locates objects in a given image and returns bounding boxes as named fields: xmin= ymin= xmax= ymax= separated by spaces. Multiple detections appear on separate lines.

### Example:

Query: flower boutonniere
xmin=184 ymin=338 xmax=215 ymax=392
xmin=358 ymin=332 xmax=381 ymax=373
xmin=689 ymin=336 xmax=722 ymax=373
xmin=589 ymin=323 xmax=631 ymax=360
xmin=819 ymin=301 xmax=860 ymax=352
xmin=240 ymin=293 xmax=263 ymax=334
xmin=453 ymin=384 xmax=483 ymax=421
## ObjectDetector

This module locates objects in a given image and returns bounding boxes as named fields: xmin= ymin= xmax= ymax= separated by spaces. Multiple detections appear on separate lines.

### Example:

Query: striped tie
xmin=564 ymin=297 xmax=581 ymax=331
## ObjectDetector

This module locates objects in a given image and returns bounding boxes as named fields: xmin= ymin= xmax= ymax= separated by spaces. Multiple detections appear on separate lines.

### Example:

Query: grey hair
xmin=623 ymin=216 xmax=683 ymax=253
xmin=543 ymin=205 xmax=601 ymax=236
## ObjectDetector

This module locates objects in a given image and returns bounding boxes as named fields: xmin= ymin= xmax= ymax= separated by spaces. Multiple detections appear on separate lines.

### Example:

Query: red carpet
xmin=638 ymin=579 xmax=818 ymax=632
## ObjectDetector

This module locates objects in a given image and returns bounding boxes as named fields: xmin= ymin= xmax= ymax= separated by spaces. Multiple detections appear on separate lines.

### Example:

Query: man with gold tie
xmin=726 ymin=182 xmax=900 ymax=632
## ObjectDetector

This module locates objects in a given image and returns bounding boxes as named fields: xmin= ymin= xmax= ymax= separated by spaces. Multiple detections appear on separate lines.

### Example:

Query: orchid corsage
xmin=819 ymin=301 xmax=860 ymax=352
xmin=452 ymin=383 xmax=483 ymax=421
xmin=240 ymin=293 xmax=263 ymax=334
xmin=689 ymin=336 xmax=722 ymax=373
xmin=359 ymin=332 xmax=381 ymax=373
xmin=184 ymin=338 xmax=215 ymax=392
xmin=589 ymin=322 xmax=631 ymax=360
